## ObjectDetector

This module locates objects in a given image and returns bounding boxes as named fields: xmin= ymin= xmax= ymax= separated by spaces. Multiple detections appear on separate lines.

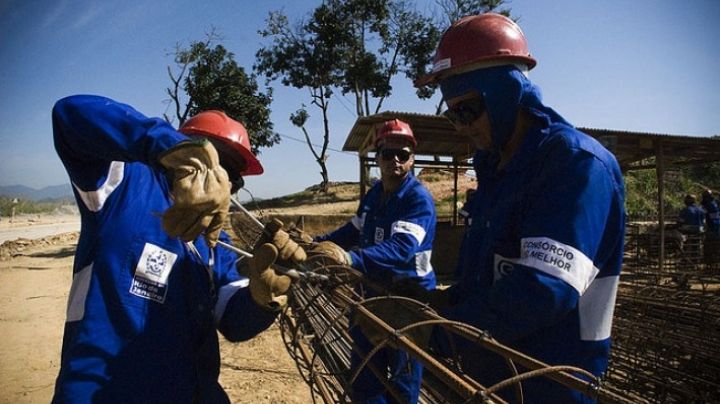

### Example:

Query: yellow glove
xmin=308 ymin=241 xmax=353 ymax=266
xmin=261 ymin=219 xmax=307 ymax=265
xmin=248 ymin=243 xmax=292 ymax=311
xmin=159 ymin=140 xmax=231 ymax=247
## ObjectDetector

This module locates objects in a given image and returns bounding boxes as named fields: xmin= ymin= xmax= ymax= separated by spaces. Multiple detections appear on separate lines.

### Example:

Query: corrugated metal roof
xmin=344 ymin=112 xmax=720 ymax=170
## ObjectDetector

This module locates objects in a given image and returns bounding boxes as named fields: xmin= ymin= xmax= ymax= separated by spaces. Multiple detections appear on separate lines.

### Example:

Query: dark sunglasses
xmin=229 ymin=176 xmax=245 ymax=194
xmin=379 ymin=148 xmax=412 ymax=163
xmin=443 ymin=97 xmax=486 ymax=126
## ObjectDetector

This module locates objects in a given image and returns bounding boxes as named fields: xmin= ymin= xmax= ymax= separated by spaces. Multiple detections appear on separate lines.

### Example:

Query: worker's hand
xmin=308 ymin=241 xmax=353 ymax=267
xmin=247 ymin=243 xmax=292 ymax=311
xmin=392 ymin=278 xmax=450 ymax=312
xmin=159 ymin=140 xmax=230 ymax=247
xmin=353 ymin=299 xmax=433 ymax=349
xmin=261 ymin=219 xmax=307 ymax=265
xmin=286 ymin=226 xmax=314 ymax=246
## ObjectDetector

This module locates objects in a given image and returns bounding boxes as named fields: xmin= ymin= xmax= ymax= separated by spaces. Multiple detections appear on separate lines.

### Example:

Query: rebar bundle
xmin=277 ymin=254 xmax=631 ymax=403
xmin=605 ymin=276 xmax=720 ymax=403
xmin=227 ymin=209 xmax=631 ymax=403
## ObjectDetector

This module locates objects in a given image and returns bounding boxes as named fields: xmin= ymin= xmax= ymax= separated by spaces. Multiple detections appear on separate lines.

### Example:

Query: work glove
xmin=353 ymin=298 xmax=434 ymax=349
xmin=308 ymin=241 xmax=353 ymax=267
xmin=159 ymin=140 xmax=230 ymax=247
xmin=258 ymin=219 xmax=307 ymax=265
xmin=286 ymin=226 xmax=314 ymax=246
xmin=247 ymin=243 xmax=292 ymax=311
xmin=392 ymin=278 xmax=451 ymax=312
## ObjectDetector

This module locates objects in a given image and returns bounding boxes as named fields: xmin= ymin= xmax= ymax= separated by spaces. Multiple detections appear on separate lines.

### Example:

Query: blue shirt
xmin=51 ymin=95 xmax=276 ymax=403
xmin=317 ymin=174 xmax=437 ymax=290
xmin=678 ymin=204 xmax=705 ymax=233
xmin=444 ymin=121 xmax=625 ymax=403
xmin=702 ymin=198 xmax=720 ymax=236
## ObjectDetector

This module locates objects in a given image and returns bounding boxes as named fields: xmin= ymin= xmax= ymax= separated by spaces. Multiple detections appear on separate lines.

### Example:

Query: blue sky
xmin=1 ymin=0 xmax=719 ymax=199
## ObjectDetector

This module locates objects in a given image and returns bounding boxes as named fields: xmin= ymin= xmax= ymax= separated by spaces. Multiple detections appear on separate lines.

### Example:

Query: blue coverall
xmin=438 ymin=66 xmax=626 ymax=403
xmin=316 ymin=174 xmax=436 ymax=403
xmin=678 ymin=204 xmax=705 ymax=234
xmin=51 ymin=95 xmax=277 ymax=403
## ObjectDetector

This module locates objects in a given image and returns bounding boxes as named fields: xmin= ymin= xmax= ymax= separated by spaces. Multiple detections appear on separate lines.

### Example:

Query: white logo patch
xmin=517 ymin=237 xmax=598 ymax=294
xmin=130 ymin=243 xmax=177 ymax=303
xmin=374 ymin=227 xmax=385 ymax=244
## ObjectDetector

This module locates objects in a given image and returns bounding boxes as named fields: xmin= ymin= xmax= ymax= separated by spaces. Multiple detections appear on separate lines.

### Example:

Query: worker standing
xmin=701 ymin=190 xmax=720 ymax=264
xmin=51 ymin=95 xmax=305 ymax=403
xmin=406 ymin=13 xmax=626 ymax=403
xmin=313 ymin=119 xmax=436 ymax=403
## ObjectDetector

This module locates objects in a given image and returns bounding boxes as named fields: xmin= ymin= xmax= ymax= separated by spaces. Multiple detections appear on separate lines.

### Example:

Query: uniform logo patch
xmin=130 ymin=243 xmax=177 ymax=303
xmin=374 ymin=227 xmax=385 ymax=244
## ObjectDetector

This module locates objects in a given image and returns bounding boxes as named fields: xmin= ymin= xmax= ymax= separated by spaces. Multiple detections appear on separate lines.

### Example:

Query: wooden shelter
xmin=343 ymin=111 xmax=720 ymax=268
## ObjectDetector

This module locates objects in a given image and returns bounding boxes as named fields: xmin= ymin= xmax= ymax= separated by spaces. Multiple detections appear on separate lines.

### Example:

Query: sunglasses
xmin=378 ymin=148 xmax=412 ymax=163
xmin=229 ymin=176 xmax=245 ymax=194
xmin=443 ymin=97 xmax=486 ymax=126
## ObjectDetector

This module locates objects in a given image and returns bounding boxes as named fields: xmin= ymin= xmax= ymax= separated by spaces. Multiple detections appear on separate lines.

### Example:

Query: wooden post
xmin=655 ymin=141 xmax=665 ymax=271
xmin=360 ymin=155 xmax=368 ymax=198
xmin=453 ymin=160 xmax=459 ymax=226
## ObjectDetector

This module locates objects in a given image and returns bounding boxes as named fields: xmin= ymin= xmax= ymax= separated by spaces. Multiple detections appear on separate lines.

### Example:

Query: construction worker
xmin=677 ymin=194 xmax=705 ymax=234
xmin=701 ymin=189 xmax=720 ymax=263
xmin=51 ymin=94 xmax=305 ymax=403
xmin=314 ymin=119 xmax=436 ymax=403
xmin=409 ymin=13 xmax=626 ymax=403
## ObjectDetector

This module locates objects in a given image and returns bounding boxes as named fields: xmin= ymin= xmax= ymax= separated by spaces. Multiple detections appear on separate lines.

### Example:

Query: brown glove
xmin=248 ymin=243 xmax=292 ymax=311
xmin=354 ymin=298 xmax=433 ymax=349
xmin=308 ymin=241 xmax=352 ymax=266
xmin=260 ymin=219 xmax=307 ymax=265
xmin=159 ymin=140 xmax=230 ymax=247
xmin=286 ymin=226 xmax=314 ymax=245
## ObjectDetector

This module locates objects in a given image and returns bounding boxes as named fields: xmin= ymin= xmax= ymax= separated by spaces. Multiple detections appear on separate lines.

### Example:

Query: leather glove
xmin=392 ymin=278 xmax=451 ymax=312
xmin=260 ymin=219 xmax=307 ymax=265
xmin=248 ymin=243 xmax=292 ymax=311
xmin=159 ymin=140 xmax=230 ymax=247
xmin=308 ymin=241 xmax=353 ymax=266
xmin=354 ymin=299 xmax=433 ymax=349
xmin=286 ymin=226 xmax=314 ymax=246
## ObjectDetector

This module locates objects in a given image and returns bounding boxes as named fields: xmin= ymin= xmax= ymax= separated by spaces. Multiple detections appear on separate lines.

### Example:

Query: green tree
xmin=166 ymin=34 xmax=279 ymax=154
xmin=256 ymin=1 xmax=509 ymax=191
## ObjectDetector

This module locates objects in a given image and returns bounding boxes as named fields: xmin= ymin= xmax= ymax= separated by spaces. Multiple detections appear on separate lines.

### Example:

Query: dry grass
xmin=246 ymin=171 xmax=476 ymax=217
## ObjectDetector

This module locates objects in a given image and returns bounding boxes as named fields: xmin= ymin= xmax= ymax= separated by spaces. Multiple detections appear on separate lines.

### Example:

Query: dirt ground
xmin=0 ymin=215 xmax=312 ymax=403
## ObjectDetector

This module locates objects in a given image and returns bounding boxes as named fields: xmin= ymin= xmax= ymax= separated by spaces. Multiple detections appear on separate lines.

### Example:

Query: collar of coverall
xmin=440 ymin=65 xmax=570 ymax=155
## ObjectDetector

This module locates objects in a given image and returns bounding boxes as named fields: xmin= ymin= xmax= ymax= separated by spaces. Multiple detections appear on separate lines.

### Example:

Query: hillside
xmin=247 ymin=169 xmax=476 ymax=217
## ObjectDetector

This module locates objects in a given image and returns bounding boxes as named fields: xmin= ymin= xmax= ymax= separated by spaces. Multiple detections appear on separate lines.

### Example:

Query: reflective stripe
xmin=579 ymin=275 xmax=618 ymax=341
xmin=351 ymin=213 xmax=365 ymax=230
xmin=73 ymin=161 xmax=125 ymax=212
xmin=214 ymin=278 xmax=249 ymax=325
xmin=66 ymin=263 xmax=93 ymax=322
xmin=391 ymin=220 xmax=426 ymax=244
xmin=414 ymin=250 xmax=433 ymax=277
xmin=516 ymin=237 xmax=599 ymax=294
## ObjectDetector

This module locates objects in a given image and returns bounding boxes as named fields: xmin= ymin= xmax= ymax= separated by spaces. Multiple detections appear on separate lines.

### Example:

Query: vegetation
xmin=255 ymin=0 xmax=510 ymax=191
xmin=625 ymin=162 xmax=720 ymax=220
xmin=0 ymin=197 xmax=74 ymax=217
xmin=165 ymin=33 xmax=278 ymax=154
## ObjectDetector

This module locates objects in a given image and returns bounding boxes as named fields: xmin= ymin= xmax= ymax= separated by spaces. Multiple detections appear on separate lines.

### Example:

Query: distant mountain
xmin=0 ymin=184 xmax=74 ymax=201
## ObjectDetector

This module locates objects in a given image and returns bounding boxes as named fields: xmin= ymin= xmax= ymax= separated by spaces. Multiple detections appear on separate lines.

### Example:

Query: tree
xmin=166 ymin=33 xmax=279 ymax=154
xmin=255 ymin=1 xmax=510 ymax=191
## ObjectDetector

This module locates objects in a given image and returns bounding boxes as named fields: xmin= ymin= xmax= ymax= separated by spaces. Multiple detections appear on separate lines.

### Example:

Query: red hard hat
xmin=375 ymin=119 xmax=417 ymax=148
xmin=179 ymin=110 xmax=263 ymax=176
xmin=415 ymin=13 xmax=536 ymax=87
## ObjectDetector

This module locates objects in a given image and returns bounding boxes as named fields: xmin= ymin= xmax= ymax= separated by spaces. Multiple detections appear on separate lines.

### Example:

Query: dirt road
xmin=0 ymin=219 xmax=311 ymax=403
